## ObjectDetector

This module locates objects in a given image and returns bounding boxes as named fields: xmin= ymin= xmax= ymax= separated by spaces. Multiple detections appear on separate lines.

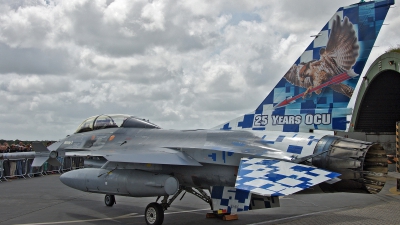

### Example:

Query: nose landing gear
xmin=104 ymin=194 xmax=116 ymax=207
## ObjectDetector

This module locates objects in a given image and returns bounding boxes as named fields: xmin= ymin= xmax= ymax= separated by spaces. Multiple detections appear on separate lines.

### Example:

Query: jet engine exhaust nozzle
xmin=313 ymin=136 xmax=388 ymax=194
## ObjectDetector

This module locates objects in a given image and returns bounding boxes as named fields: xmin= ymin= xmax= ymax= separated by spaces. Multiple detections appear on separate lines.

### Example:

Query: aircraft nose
xmin=59 ymin=172 xmax=70 ymax=186
xmin=60 ymin=170 xmax=86 ymax=191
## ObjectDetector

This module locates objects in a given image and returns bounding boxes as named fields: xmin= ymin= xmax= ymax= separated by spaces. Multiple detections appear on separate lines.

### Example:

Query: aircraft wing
xmin=66 ymin=147 xmax=202 ymax=166
xmin=235 ymin=157 xmax=340 ymax=196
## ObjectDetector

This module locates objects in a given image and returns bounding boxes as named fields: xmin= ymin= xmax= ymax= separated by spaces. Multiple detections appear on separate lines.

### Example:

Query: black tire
xmin=145 ymin=202 xmax=164 ymax=225
xmin=104 ymin=194 xmax=115 ymax=207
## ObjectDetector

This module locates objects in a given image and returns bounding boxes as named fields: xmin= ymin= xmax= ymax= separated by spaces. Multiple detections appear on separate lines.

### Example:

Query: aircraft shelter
xmin=336 ymin=51 xmax=400 ymax=170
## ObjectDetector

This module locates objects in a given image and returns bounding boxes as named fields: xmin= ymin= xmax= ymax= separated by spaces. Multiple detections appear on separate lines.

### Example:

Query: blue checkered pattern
xmin=235 ymin=158 xmax=340 ymax=196
xmin=215 ymin=0 xmax=393 ymax=132
xmin=210 ymin=186 xmax=252 ymax=214
xmin=256 ymin=0 xmax=393 ymax=112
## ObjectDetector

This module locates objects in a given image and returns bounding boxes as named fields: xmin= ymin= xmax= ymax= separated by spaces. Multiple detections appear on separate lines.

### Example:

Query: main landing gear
xmin=103 ymin=187 xmax=212 ymax=225
xmin=144 ymin=187 xmax=213 ymax=225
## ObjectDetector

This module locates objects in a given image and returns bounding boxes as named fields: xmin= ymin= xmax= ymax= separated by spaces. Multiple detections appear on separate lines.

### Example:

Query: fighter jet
xmin=0 ymin=1 xmax=394 ymax=225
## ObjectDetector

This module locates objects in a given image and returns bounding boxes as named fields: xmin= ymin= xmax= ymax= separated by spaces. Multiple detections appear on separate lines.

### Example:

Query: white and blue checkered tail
xmin=235 ymin=158 xmax=340 ymax=196
xmin=210 ymin=186 xmax=281 ymax=214
xmin=210 ymin=186 xmax=252 ymax=214
xmin=215 ymin=0 xmax=394 ymax=133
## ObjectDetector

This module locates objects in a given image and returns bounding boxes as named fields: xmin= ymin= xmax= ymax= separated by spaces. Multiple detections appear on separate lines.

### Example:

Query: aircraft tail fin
xmin=215 ymin=0 xmax=394 ymax=132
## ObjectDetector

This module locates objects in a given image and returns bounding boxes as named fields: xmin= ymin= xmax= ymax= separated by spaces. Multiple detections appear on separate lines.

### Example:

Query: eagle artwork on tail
xmin=284 ymin=15 xmax=360 ymax=99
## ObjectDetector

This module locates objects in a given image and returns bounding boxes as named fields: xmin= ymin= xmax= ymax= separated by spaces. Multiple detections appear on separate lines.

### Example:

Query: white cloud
xmin=140 ymin=0 xmax=165 ymax=31
xmin=103 ymin=0 xmax=132 ymax=24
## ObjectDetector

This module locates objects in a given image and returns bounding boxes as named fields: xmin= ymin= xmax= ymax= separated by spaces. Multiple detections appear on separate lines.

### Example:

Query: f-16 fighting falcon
xmin=0 ymin=1 xmax=395 ymax=225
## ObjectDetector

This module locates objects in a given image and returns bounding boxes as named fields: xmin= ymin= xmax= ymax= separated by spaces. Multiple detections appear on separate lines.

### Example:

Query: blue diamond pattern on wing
xmin=235 ymin=157 xmax=340 ymax=196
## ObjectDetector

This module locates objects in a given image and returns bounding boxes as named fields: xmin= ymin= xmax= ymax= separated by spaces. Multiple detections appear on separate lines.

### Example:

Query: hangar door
xmin=350 ymin=51 xmax=400 ymax=133
xmin=355 ymin=70 xmax=400 ymax=132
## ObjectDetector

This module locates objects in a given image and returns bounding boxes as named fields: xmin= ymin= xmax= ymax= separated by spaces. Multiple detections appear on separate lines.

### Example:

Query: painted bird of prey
xmin=284 ymin=15 xmax=360 ymax=99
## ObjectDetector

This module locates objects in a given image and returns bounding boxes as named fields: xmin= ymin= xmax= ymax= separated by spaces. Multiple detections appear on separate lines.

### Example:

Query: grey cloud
xmin=57 ymin=1 xmax=207 ymax=56
xmin=228 ymin=12 xmax=262 ymax=26
xmin=0 ymin=44 xmax=73 ymax=75
xmin=126 ymin=65 xmax=179 ymax=84
xmin=2 ymin=75 xmax=72 ymax=95
xmin=0 ymin=0 xmax=48 ymax=11
xmin=148 ymin=88 xmax=174 ymax=101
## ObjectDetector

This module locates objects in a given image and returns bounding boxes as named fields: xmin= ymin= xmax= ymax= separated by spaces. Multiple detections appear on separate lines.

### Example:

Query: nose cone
xmin=60 ymin=170 xmax=86 ymax=191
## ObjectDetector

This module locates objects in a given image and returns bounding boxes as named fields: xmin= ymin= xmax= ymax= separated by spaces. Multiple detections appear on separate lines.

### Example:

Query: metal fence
xmin=0 ymin=157 xmax=85 ymax=181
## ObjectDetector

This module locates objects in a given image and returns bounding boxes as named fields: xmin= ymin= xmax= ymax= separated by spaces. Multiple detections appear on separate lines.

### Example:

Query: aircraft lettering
xmin=272 ymin=115 xmax=302 ymax=125
xmin=230 ymin=204 xmax=239 ymax=210
xmin=304 ymin=113 xmax=331 ymax=125
xmin=254 ymin=115 xmax=268 ymax=126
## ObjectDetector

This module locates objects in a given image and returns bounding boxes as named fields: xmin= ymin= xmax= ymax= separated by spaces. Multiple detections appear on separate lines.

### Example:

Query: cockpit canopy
xmin=75 ymin=114 xmax=160 ymax=133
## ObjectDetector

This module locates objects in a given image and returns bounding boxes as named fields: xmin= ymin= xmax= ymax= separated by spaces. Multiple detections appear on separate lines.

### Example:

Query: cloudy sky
xmin=0 ymin=0 xmax=399 ymax=141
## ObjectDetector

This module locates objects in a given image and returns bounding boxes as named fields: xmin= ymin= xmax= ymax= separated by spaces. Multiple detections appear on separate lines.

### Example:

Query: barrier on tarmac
xmin=1 ymin=158 xmax=45 ymax=179
xmin=3 ymin=159 xmax=28 ymax=179
xmin=61 ymin=157 xmax=85 ymax=172
xmin=62 ymin=157 xmax=72 ymax=172
xmin=72 ymin=157 xmax=85 ymax=170
xmin=0 ymin=160 xmax=4 ymax=182
xmin=42 ymin=157 xmax=65 ymax=175
xmin=0 ymin=157 xmax=85 ymax=182
xmin=26 ymin=158 xmax=44 ymax=177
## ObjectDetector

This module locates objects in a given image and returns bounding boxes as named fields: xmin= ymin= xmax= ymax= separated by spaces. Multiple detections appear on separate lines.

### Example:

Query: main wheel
xmin=145 ymin=202 xmax=164 ymax=225
xmin=104 ymin=194 xmax=115 ymax=207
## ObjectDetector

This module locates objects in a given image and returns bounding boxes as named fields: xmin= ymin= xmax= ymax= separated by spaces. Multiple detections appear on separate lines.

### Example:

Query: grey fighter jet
xmin=0 ymin=1 xmax=394 ymax=225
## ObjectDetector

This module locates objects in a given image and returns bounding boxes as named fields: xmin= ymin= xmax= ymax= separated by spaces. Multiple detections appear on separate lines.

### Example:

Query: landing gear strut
xmin=144 ymin=186 xmax=213 ymax=225
xmin=104 ymin=194 xmax=115 ymax=207
xmin=160 ymin=186 xmax=212 ymax=210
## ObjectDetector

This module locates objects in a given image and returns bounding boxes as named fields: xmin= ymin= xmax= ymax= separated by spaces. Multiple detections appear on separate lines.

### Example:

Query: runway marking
xmin=164 ymin=208 xmax=209 ymax=215
xmin=113 ymin=212 xmax=139 ymax=219
xmin=14 ymin=208 xmax=209 ymax=225
xmin=246 ymin=208 xmax=342 ymax=225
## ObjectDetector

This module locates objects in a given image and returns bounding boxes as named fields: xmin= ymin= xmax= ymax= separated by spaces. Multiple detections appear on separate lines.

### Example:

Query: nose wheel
xmin=145 ymin=202 xmax=164 ymax=225
xmin=104 ymin=194 xmax=116 ymax=207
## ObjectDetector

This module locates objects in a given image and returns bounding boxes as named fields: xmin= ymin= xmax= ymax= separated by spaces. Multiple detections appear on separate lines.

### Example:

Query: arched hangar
xmin=336 ymin=51 xmax=400 ymax=167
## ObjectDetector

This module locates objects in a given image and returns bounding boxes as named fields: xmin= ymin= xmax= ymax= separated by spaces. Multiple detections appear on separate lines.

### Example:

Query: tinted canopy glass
xmin=75 ymin=114 xmax=160 ymax=133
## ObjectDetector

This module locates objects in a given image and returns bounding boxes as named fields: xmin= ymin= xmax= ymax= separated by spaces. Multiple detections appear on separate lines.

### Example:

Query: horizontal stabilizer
xmin=48 ymin=158 xmax=62 ymax=167
xmin=235 ymin=158 xmax=340 ymax=196
xmin=32 ymin=142 xmax=49 ymax=153
xmin=32 ymin=157 xmax=49 ymax=167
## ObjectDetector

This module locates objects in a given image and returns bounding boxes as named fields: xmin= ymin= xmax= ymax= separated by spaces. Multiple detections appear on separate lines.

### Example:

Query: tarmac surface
xmin=1 ymin=174 xmax=400 ymax=225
